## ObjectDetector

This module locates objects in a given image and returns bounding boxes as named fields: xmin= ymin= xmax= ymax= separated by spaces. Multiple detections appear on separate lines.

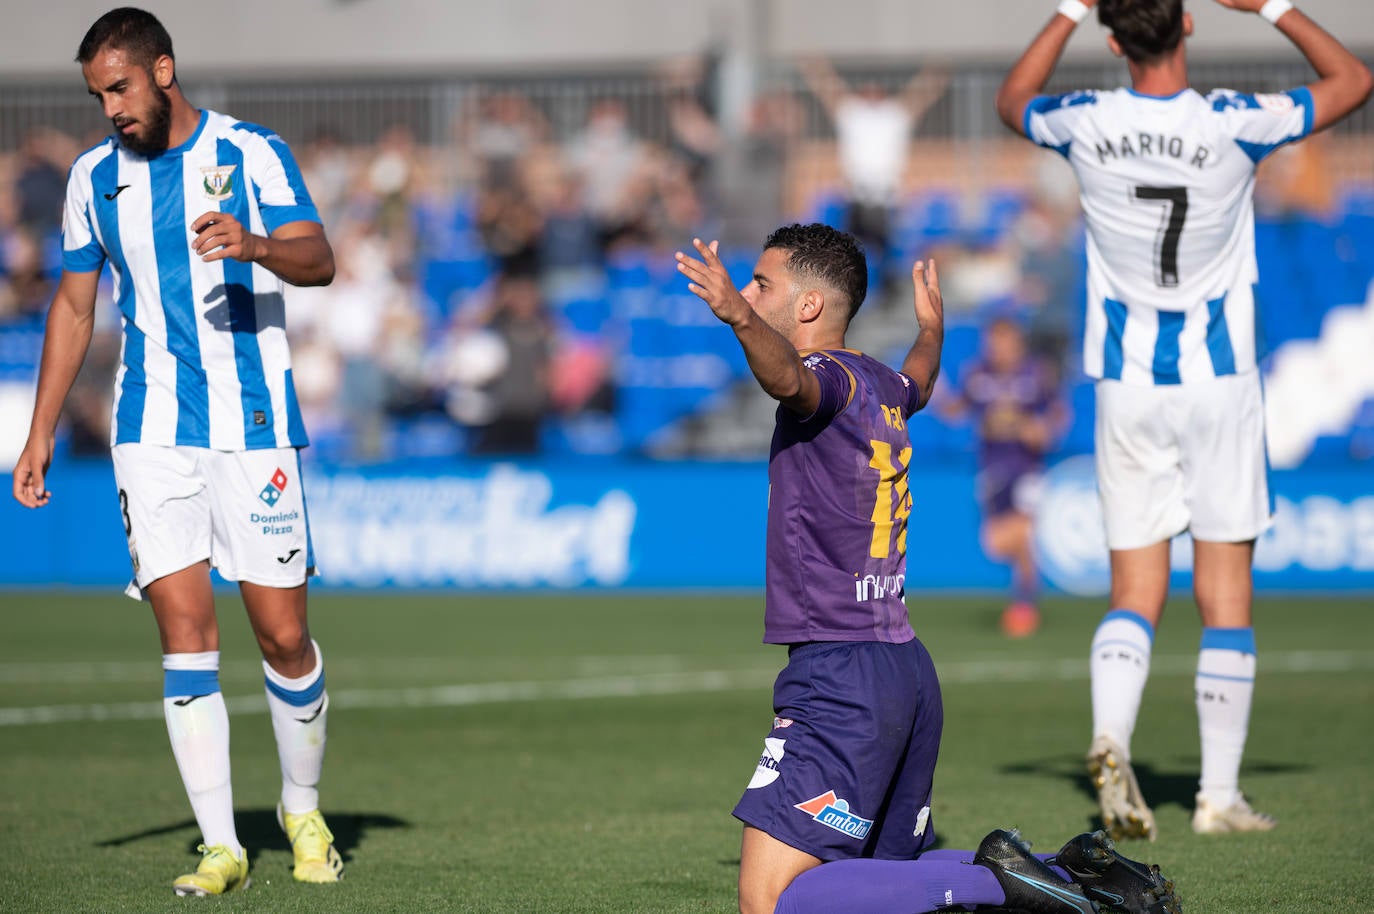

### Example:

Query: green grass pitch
xmin=1 ymin=591 xmax=1371 ymax=913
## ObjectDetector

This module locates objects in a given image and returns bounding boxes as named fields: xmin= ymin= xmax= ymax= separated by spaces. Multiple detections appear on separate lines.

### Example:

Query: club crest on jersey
xmin=794 ymin=790 xmax=873 ymax=840
xmin=1255 ymin=92 xmax=1296 ymax=115
xmin=201 ymin=164 xmax=237 ymax=201
xmin=259 ymin=467 xmax=289 ymax=507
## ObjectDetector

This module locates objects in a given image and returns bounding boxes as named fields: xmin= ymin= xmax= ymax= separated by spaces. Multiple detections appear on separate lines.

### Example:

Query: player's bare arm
xmin=797 ymin=56 xmax=847 ymax=120
xmin=1214 ymin=0 xmax=1374 ymax=132
xmin=11 ymin=269 xmax=102 ymax=509
xmin=676 ymin=238 xmax=821 ymax=416
xmin=995 ymin=0 xmax=1098 ymax=134
xmin=190 ymin=215 xmax=335 ymax=287
xmin=899 ymin=259 xmax=944 ymax=411
xmin=900 ymin=65 xmax=952 ymax=121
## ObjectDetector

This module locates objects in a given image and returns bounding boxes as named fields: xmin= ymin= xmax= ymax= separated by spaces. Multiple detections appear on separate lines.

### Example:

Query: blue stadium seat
xmin=895 ymin=190 xmax=961 ymax=250
xmin=804 ymin=191 xmax=848 ymax=228
xmin=419 ymin=251 xmax=493 ymax=319
xmin=967 ymin=188 xmax=1028 ymax=248
xmin=940 ymin=322 xmax=983 ymax=378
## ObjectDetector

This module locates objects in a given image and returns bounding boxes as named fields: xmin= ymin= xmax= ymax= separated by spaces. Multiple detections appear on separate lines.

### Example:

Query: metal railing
xmin=3 ymin=57 xmax=1369 ymax=153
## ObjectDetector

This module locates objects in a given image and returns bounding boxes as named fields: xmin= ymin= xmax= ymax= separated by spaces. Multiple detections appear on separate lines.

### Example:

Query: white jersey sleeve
xmin=1206 ymin=87 xmax=1314 ymax=162
xmin=1023 ymin=90 xmax=1101 ymax=157
xmin=233 ymin=124 xmax=320 ymax=232
xmin=61 ymin=141 xmax=115 ymax=274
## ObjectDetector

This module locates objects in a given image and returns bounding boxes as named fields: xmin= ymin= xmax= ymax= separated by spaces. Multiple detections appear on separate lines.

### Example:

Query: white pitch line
xmin=0 ymin=650 xmax=1370 ymax=728
xmin=0 ymin=653 xmax=704 ymax=685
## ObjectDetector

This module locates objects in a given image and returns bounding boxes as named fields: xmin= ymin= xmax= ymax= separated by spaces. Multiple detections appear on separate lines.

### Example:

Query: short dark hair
xmin=763 ymin=223 xmax=868 ymax=320
xmin=1098 ymin=0 xmax=1184 ymax=65
xmin=76 ymin=7 xmax=174 ymax=69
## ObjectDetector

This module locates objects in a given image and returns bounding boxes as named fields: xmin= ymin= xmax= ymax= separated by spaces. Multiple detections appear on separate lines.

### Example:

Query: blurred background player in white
xmin=798 ymin=57 xmax=948 ymax=280
xmin=997 ymin=0 xmax=1372 ymax=839
xmin=10 ymin=7 xmax=345 ymax=894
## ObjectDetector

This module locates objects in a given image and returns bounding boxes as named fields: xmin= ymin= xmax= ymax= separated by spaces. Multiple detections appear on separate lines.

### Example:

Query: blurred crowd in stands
xmin=2 ymin=60 xmax=1372 ymax=467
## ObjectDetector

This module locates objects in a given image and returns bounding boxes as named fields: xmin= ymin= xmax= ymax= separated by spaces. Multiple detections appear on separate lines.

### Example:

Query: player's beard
xmin=118 ymin=82 xmax=173 ymax=157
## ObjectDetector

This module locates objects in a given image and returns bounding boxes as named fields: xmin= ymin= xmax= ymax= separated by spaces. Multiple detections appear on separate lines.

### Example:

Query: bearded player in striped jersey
xmin=12 ymin=7 xmax=344 ymax=894
xmin=998 ymin=0 xmax=1372 ymax=839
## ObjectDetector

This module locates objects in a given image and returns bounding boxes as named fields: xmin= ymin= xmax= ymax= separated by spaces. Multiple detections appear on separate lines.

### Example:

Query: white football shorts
xmin=1094 ymin=371 xmax=1273 ymax=550
xmin=110 ymin=443 xmax=317 ymax=599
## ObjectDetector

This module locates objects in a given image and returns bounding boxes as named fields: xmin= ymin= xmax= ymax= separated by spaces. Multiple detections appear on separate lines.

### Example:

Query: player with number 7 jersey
xmin=996 ymin=0 xmax=1372 ymax=843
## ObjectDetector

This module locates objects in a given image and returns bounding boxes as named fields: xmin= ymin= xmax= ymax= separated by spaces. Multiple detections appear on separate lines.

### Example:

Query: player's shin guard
xmin=264 ymin=639 xmax=328 ymax=815
xmin=1090 ymin=610 xmax=1154 ymax=754
xmin=163 ymin=652 xmax=241 ymax=853
xmin=1195 ymin=627 xmax=1256 ymax=810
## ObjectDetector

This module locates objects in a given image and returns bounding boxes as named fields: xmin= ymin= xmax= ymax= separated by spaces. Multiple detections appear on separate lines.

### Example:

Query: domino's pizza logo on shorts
xmin=794 ymin=790 xmax=873 ymax=840
xmin=259 ymin=468 xmax=289 ymax=507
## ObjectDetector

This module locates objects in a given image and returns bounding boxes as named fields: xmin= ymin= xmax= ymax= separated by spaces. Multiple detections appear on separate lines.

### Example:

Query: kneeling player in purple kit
xmin=676 ymin=224 xmax=1180 ymax=914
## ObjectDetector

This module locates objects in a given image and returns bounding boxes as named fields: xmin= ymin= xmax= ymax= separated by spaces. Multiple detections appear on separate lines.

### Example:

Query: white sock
xmin=1196 ymin=628 xmax=1257 ymax=809
xmin=264 ymin=639 xmax=328 ymax=815
xmin=162 ymin=652 xmax=241 ymax=854
xmin=1090 ymin=610 xmax=1155 ymax=758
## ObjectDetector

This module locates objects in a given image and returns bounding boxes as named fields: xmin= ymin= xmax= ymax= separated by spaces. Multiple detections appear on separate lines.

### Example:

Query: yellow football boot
xmin=278 ymin=805 xmax=344 ymax=883
xmin=172 ymin=843 xmax=250 ymax=896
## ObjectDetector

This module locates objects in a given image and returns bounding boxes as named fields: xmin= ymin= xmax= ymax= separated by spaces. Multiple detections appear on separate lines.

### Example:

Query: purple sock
xmin=773 ymin=858 xmax=1006 ymax=914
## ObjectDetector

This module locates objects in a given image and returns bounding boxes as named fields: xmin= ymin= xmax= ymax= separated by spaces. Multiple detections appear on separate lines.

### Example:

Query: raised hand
xmin=1212 ymin=0 xmax=1268 ymax=12
xmin=675 ymin=238 xmax=752 ymax=327
xmin=902 ymin=259 xmax=945 ymax=410
xmin=911 ymin=259 xmax=943 ymax=332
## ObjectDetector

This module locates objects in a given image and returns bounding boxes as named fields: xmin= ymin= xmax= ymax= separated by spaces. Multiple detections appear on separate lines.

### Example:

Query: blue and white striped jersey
xmin=62 ymin=109 xmax=321 ymax=449
xmin=1025 ymin=86 xmax=1314 ymax=385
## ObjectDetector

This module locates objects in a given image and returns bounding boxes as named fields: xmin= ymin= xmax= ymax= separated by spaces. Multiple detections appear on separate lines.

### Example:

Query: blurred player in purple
xmin=946 ymin=317 xmax=1066 ymax=637
xmin=676 ymin=224 xmax=1179 ymax=914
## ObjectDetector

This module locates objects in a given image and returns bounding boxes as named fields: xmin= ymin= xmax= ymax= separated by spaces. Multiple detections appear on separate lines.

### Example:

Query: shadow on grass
xmin=999 ymin=755 xmax=1307 ymax=830
xmin=97 ymin=809 xmax=409 ymax=867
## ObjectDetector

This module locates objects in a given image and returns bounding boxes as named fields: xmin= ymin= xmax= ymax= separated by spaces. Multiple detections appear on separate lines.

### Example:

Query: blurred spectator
xmin=476 ymin=182 xmax=544 ymax=277
xmin=565 ymin=99 xmax=648 ymax=248
xmin=661 ymin=54 xmax=722 ymax=187
xmin=14 ymin=129 xmax=66 ymax=240
xmin=537 ymin=170 xmax=603 ymax=287
xmin=0 ymin=229 xmax=56 ymax=323
xmin=1257 ymin=131 xmax=1337 ymax=222
xmin=288 ymin=328 xmax=344 ymax=443
xmin=313 ymin=228 xmax=418 ymax=462
xmin=798 ymin=57 xmax=948 ymax=276
xmin=298 ymin=126 xmax=357 ymax=232
xmin=366 ymin=124 xmax=419 ymax=242
xmin=941 ymin=317 xmax=1066 ymax=638
xmin=1012 ymin=165 xmax=1084 ymax=383
xmin=649 ymin=156 xmax=712 ymax=253
xmin=469 ymin=90 xmax=550 ymax=190
xmin=720 ymin=88 xmax=804 ymax=247
xmin=471 ymin=275 xmax=554 ymax=455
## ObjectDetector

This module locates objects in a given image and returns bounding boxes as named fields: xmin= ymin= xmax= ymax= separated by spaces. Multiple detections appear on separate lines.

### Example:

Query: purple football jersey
xmin=957 ymin=358 xmax=1058 ymax=470
xmin=763 ymin=349 xmax=923 ymax=645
